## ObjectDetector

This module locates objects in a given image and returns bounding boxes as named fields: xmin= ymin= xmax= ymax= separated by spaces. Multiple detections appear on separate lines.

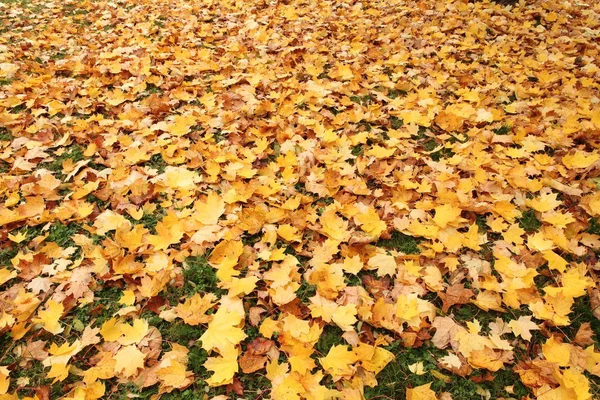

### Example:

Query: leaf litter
xmin=0 ymin=0 xmax=600 ymax=398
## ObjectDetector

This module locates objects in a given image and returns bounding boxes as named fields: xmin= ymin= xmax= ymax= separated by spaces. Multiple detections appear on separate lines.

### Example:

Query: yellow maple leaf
xmin=175 ymin=293 xmax=217 ymax=325
xmin=361 ymin=347 xmax=395 ymax=375
xmin=396 ymin=294 xmax=421 ymax=323
xmin=157 ymin=166 xmax=201 ymax=191
xmin=542 ymin=336 xmax=572 ymax=367
xmin=433 ymin=204 xmax=462 ymax=228
xmin=193 ymin=191 xmax=225 ymax=225
xmin=319 ymin=209 xmax=348 ymax=241
xmin=119 ymin=290 xmax=135 ymax=306
xmin=333 ymin=64 xmax=354 ymax=81
xmin=319 ymin=345 xmax=358 ymax=381
xmin=93 ymin=210 xmax=131 ymax=235
xmin=406 ymin=383 xmax=438 ymax=400
xmin=590 ymin=106 xmax=600 ymax=129
xmin=33 ymin=300 xmax=64 ymax=334
xmin=309 ymin=294 xmax=357 ymax=331
xmin=0 ymin=269 xmax=17 ymax=286
xmin=527 ymin=231 xmax=554 ymax=252
xmin=542 ymin=250 xmax=568 ymax=273
xmin=468 ymin=346 xmax=504 ymax=371
xmin=354 ymin=207 xmax=386 ymax=238
xmin=100 ymin=318 xmax=123 ymax=342
xmin=542 ymin=211 xmax=575 ymax=229
xmin=277 ymin=224 xmax=302 ymax=242
xmin=530 ymin=292 xmax=573 ymax=326
xmin=156 ymin=360 xmax=192 ymax=389
xmin=526 ymin=193 xmax=561 ymax=213
xmin=200 ymin=306 xmax=246 ymax=353
xmin=118 ymin=318 xmax=149 ymax=345
xmin=221 ymin=276 xmax=259 ymax=297
xmin=148 ymin=213 xmax=184 ymax=250
xmin=205 ymin=345 xmax=239 ymax=387
xmin=558 ymin=368 xmax=593 ymax=400
xmin=544 ymin=266 xmax=594 ymax=299
xmin=166 ymin=114 xmax=196 ymax=137
xmin=7 ymin=231 xmax=27 ymax=243
xmin=435 ymin=110 xmax=464 ymax=132
xmin=46 ymin=363 xmax=70 ymax=383
xmin=508 ymin=316 xmax=539 ymax=341
xmin=105 ymin=89 xmax=128 ymax=106
xmin=503 ymin=224 xmax=525 ymax=246
xmin=341 ymin=255 xmax=363 ymax=275
xmin=365 ymin=145 xmax=396 ymax=159
xmin=99 ymin=318 xmax=148 ymax=345
xmin=113 ymin=345 xmax=145 ymax=377
xmin=367 ymin=252 xmax=397 ymax=277
xmin=0 ymin=367 xmax=9 ymax=395
xmin=288 ymin=346 xmax=316 ymax=375
xmin=562 ymin=151 xmax=599 ymax=169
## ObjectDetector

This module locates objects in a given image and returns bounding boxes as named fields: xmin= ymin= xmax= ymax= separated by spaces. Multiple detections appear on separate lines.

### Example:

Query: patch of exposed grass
xmin=315 ymin=325 xmax=345 ymax=356
xmin=517 ymin=209 xmax=541 ymax=233
xmin=41 ymin=145 xmax=85 ymax=176
xmin=163 ymin=256 xmax=225 ymax=305
xmin=564 ymin=295 xmax=600 ymax=348
xmin=124 ymin=207 xmax=165 ymax=234
xmin=165 ymin=323 xmax=205 ymax=345
xmin=378 ymin=230 xmax=421 ymax=255
xmin=365 ymin=340 xmax=530 ymax=399
xmin=0 ymin=247 xmax=18 ymax=267
xmin=493 ymin=125 xmax=512 ymax=135
xmin=587 ymin=218 xmax=600 ymax=236
xmin=350 ymin=94 xmax=372 ymax=106
xmin=9 ymin=359 xmax=47 ymax=395
xmin=390 ymin=116 xmax=403 ymax=129
xmin=183 ymin=256 xmax=223 ymax=295
xmin=46 ymin=222 xmax=81 ymax=248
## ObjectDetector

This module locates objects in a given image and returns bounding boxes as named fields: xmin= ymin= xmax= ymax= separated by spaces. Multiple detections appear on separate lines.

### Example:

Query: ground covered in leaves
xmin=1 ymin=0 xmax=600 ymax=398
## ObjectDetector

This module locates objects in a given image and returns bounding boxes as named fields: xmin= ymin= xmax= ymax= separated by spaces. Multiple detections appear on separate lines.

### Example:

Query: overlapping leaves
xmin=0 ymin=0 xmax=599 ymax=399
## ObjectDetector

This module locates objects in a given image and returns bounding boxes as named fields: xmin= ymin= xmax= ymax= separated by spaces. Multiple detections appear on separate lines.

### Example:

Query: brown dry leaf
xmin=226 ymin=377 xmax=244 ymax=396
xmin=248 ymin=307 xmax=267 ymax=327
xmin=238 ymin=353 xmax=267 ymax=374
xmin=439 ymin=284 xmax=475 ymax=313
xmin=573 ymin=322 xmax=595 ymax=347
xmin=246 ymin=337 xmax=275 ymax=356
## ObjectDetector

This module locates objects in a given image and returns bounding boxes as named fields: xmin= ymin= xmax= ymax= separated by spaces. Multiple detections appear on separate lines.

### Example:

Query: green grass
xmin=587 ymin=218 xmax=600 ymax=236
xmin=422 ymin=138 xmax=455 ymax=161
xmin=351 ymin=144 xmax=364 ymax=157
xmin=378 ymin=231 xmax=421 ymax=255
xmin=9 ymin=359 xmax=47 ymax=395
xmin=493 ymin=125 xmax=511 ymax=135
xmin=85 ymin=285 xmax=123 ymax=325
xmin=0 ymin=247 xmax=18 ymax=268
xmin=50 ymin=52 xmax=66 ymax=60
xmin=46 ymin=222 xmax=81 ymax=248
xmin=387 ymin=89 xmax=407 ymax=99
xmin=390 ymin=116 xmax=403 ymax=129
xmin=350 ymin=94 xmax=372 ymax=106
xmin=124 ymin=207 xmax=165 ymax=233
xmin=315 ymin=325 xmax=345 ymax=356
xmin=165 ymin=323 xmax=205 ymax=345
xmin=162 ymin=256 xmax=225 ymax=305
xmin=183 ymin=256 xmax=223 ymax=295
xmin=517 ymin=209 xmax=541 ymax=233
xmin=564 ymin=295 xmax=600 ymax=347
xmin=365 ymin=340 xmax=530 ymax=399
xmin=41 ymin=145 xmax=85 ymax=176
